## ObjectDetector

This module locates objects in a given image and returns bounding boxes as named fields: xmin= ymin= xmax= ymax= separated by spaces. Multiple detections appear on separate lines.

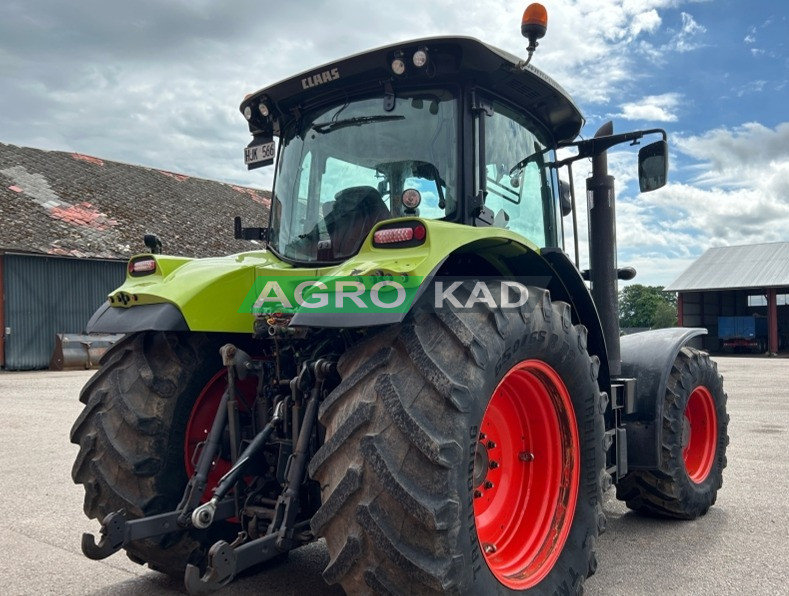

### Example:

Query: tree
xmin=652 ymin=300 xmax=678 ymax=329
xmin=619 ymin=284 xmax=677 ymax=329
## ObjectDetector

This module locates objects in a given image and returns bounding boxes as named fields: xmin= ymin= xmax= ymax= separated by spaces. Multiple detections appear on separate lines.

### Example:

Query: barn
xmin=666 ymin=242 xmax=789 ymax=354
xmin=0 ymin=142 xmax=270 ymax=369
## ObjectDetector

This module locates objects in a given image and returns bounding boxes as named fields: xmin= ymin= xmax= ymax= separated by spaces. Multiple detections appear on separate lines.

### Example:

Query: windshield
xmin=270 ymin=89 xmax=458 ymax=262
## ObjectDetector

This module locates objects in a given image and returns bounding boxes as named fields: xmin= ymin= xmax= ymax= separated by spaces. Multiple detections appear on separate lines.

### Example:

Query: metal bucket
xmin=50 ymin=333 xmax=124 ymax=370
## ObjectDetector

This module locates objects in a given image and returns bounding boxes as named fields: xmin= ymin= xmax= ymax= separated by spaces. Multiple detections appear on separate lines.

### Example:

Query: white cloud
xmin=558 ymin=121 xmax=789 ymax=286
xmin=629 ymin=9 xmax=663 ymax=36
xmin=606 ymin=122 xmax=789 ymax=283
xmin=0 ymin=0 xmax=709 ymax=189
xmin=616 ymin=92 xmax=681 ymax=122
xmin=668 ymin=12 xmax=707 ymax=52
xmin=735 ymin=80 xmax=767 ymax=96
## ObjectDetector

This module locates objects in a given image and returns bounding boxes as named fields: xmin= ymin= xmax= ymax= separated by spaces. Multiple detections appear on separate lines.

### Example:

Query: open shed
xmin=666 ymin=242 xmax=789 ymax=354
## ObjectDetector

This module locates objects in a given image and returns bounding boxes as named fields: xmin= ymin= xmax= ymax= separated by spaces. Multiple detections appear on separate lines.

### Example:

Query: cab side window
xmin=483 ymin=104 xmax=555 ymax=247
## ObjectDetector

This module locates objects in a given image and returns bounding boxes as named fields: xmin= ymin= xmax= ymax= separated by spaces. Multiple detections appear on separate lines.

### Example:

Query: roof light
xmin=402 ymin=188 xmax=422 ymax=210
xmin=128 ymin=257 xmax=157 ymax=276
xmin=258 ymin=102 xmax=270 ymax=117
xmin=413 ymin=48 xmax=428 ymax=68
xmin=520 ymin=3 xmax=548 ymax=66
xmin=391 ymin=57 xmax=406 ymax=76
xmin=521 ymin=3 xmax=548 ymax=39
xmin=243 ymin=106 xmax=252 ymax=120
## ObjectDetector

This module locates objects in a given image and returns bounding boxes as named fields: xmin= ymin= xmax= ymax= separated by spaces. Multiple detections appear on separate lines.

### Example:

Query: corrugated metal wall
xmin=2 ymin=253 xmax=126 ymax=370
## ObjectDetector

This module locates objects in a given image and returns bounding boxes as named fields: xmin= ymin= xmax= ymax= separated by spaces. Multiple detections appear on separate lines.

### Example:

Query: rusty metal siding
xmin=2 ymin=253 xmax=125 ymax=370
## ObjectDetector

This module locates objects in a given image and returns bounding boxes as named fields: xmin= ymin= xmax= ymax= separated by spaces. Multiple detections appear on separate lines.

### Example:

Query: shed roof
xmin=666 ymin=242 xmax=789 ymax=292
xmin=0 ymin=142 xmax=270 ymax=259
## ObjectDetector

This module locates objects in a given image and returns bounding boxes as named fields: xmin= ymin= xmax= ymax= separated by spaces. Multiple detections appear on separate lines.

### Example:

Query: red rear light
xmin=128 ymin=257 xmax=157 ymax=276
xmin=374 ymin=227 xmax=414 ymax=244
xmin=372 ymin=222 xmax=428 ymax=248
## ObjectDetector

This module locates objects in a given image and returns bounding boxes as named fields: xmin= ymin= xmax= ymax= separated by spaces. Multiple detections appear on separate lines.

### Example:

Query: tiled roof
xmin=666 ymin=242 xmax=789 ymax=291
xmin=0 ymin=142 xmax=271 ymax=259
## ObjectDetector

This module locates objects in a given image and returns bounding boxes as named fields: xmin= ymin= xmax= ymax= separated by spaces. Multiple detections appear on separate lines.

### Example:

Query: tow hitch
xmin=79 ymin=345 xmax=335 ymax=595
xmin=184 ymin=358 xmax=331 ymax=594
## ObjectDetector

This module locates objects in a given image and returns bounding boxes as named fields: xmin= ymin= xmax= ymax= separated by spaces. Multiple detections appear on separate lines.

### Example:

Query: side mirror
xmin=558 ymin=179 xmax=572 ymax=216
xmin=638 ymin=140 xmax=668 ymax=192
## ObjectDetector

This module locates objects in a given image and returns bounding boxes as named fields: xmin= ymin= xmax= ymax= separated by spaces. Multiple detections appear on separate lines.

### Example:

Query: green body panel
xmin=107 ymin=219 xmax=540 ymax=333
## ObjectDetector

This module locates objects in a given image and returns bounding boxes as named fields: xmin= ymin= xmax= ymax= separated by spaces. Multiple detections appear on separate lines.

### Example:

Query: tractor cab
xmin=239 ymin=36 xmax=585 ymax=265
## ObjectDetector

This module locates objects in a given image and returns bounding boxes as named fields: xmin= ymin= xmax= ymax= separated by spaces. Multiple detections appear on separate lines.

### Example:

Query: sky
xmin=1 ymin=0 xmax=787 ymax=286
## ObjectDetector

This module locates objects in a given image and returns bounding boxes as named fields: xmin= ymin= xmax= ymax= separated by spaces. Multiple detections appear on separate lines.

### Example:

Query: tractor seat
xmin=326 ymin=186 xmax=389 ymax=256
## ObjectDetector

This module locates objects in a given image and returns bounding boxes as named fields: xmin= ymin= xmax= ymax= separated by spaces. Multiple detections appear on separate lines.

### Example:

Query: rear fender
xmin=293 ymin=238 xmax=610 ymax=393
xmin=620 ymin=327 xmax=707 ymax=469
xmin=87 ymin=302 xmax=188 ymax=333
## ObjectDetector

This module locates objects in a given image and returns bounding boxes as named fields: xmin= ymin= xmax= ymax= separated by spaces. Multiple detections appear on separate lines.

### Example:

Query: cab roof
xmin=241 ymin=36 xmax=584 ymax=144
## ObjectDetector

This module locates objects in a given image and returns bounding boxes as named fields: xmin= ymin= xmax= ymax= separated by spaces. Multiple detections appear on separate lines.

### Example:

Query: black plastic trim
xmin=289 ymin=311 xmax=403 ymax=328
xmin=86 ymin=302 xmax=189 ymax=333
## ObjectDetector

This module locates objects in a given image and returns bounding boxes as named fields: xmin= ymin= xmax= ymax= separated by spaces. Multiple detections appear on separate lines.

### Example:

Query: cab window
xmin=483 ymin=103 xmax=557 ymax=247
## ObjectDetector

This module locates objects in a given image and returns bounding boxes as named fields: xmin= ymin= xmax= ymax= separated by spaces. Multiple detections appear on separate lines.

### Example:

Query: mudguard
xmin=85 ymin=219 xmax=607 ymax=358
xmin=85 ymin=220 xmax=545 ymax=335
xmin=620 ymin=327 xmax=707 ymax=469
xmin=87 ymin=302 xmax=188 ymax=333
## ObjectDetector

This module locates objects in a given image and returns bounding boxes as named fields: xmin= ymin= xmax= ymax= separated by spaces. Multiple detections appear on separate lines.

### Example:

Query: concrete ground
xmin=0 ymin=356 xmax=786 ymax=595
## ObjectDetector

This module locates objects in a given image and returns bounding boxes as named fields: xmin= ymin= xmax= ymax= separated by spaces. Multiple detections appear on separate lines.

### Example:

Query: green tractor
xmin=72 ymin=4 xmax=728 ymax=594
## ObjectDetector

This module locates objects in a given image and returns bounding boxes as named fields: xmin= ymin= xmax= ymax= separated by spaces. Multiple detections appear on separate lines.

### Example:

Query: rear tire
xmin=309 ymin=284 xmax=606 ymax=594
xmin=70 ymin=331 xmax=234 ymax=575
xmin=616 ymin=347 xmax=728 ymax=519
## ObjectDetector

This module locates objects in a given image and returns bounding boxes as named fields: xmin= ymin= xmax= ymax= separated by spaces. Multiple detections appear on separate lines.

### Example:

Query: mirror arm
xmin=551 ymin=128 xmax=667 ymax=169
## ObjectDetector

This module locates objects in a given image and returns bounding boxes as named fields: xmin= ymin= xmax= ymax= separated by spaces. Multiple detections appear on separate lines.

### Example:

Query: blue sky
xmin=1 ymin=0 xmax=787 ymax=286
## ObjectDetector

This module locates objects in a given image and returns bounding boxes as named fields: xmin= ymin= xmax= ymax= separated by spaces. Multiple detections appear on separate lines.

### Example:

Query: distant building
xmin=0 ymin=142 xmax=270 ymax=369
xmin=666 ymin=242 xmax=789 ymax=354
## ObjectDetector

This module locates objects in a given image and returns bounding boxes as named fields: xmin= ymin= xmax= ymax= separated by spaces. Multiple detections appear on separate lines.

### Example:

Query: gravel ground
xmin=0 ymin=355 xmax=786 ymax=595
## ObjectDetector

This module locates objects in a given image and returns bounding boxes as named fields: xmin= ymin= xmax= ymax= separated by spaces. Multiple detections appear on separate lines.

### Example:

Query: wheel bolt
xmin=483 ymin=543 xmax=497 ymax=554
xmin=489 ymin=460 xmax=499 ymax=469
xmin=479 ymin=432 xmax=486 ymax=440
xmin=484 ymin=481 xmax=494 ymax=489
xmin=486 ymin=440 xmax=496 ymax=449
xmin=519 ymin=451 xmax=534 ymax=462
xmin=474 ymin=490 xmax=482 ymax=498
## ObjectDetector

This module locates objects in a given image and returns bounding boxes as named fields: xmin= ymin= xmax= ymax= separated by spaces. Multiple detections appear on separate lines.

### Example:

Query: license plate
xmin=244 ymin=141 xmax=275 ymax=165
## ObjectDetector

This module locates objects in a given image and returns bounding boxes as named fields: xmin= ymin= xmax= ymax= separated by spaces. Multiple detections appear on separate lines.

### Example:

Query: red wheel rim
xmin=683 ymin=386 xmax=718 ymax=483
xmin=474 ymin=360 xmax=580 ymax=590
xmin=184 ymin=369 xmax=258 ymax=502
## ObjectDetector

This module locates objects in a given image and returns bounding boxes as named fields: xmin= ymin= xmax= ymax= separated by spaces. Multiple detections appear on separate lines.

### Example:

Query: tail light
xmin=128 ymin=257 xmax=157 ymax=276
xmin=372 ymin=221 xmax=427 ymax=248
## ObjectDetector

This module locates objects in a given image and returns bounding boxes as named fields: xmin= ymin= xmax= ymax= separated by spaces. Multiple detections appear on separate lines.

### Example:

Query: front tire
xmin=309 ymin=284 xmax=606 ymax=594
xmin=615 ymin=347 xmax=729 ymax=519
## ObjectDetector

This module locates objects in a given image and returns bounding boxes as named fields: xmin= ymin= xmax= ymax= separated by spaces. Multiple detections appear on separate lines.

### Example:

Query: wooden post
xmin=677 ymin=293 xmax=684 ymax=327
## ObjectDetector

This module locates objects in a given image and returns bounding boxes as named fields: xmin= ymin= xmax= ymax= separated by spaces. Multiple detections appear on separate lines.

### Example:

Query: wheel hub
xmin=473 ymin=438 xmax=490 ymax=489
